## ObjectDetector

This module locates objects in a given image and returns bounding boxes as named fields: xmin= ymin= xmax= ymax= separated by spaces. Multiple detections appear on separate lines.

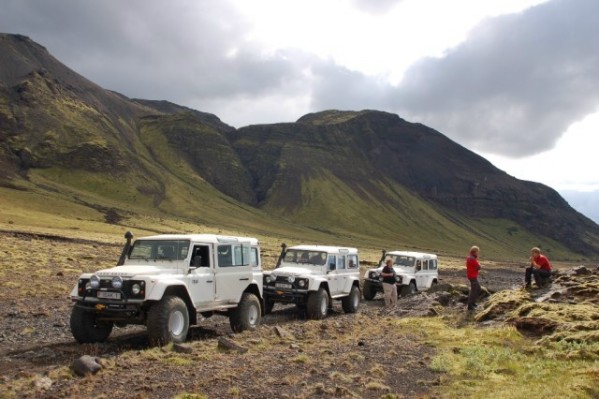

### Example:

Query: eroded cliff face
xmin=229 ymin=110 xmax=599 ymax=255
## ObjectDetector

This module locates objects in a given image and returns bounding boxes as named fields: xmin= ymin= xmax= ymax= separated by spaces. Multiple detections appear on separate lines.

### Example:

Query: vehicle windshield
xmin=390 ymin=255 xmax=416 ymax=267
xmin=283 ymin=250 xmax=327 ymax=266
xmin=129 ymin=240 xmax=190 ymax=261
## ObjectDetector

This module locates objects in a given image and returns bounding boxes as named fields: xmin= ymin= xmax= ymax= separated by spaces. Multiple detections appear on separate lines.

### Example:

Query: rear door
xmin=341 ymin=254 xmax=359 ymax=293
xmin=421 ymin=258 xmax=438 ymax=288
xmin=415 ymin=258 xmax=434 ymax=289
xmin=215 ymin=243 xmax=252 ymax=304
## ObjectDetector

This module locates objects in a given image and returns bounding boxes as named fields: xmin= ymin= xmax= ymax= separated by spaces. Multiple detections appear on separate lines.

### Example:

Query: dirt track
xmin=0 ymin=264 xmax=526 ymax=398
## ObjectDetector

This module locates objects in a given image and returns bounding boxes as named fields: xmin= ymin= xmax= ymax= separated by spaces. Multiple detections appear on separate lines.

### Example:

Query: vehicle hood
xmin=92 ymin=265 xmax=173 ymax=278
xmin=268 ymin=266 xmax=316 ymax=277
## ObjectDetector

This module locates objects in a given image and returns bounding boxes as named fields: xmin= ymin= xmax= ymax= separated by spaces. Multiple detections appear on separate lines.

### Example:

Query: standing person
xmin=466 ymin=246 xmax=481 ymax=311
xmin=525 ymin=247 xmax=552 ymax=288
xmin=381 ymin=258 xmax=398 ymax=308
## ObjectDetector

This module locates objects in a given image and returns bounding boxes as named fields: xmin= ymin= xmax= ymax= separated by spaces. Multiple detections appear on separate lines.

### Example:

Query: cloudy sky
xmin=1 ymin=0 xmax=598 ymax=193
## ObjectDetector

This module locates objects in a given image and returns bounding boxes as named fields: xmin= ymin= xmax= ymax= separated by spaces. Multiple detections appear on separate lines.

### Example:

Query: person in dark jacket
xmin=381 ymin=257 xmax=398 ymax=308
xmin=525 ymin=247 xmax=552 ymax=288
xmin=466 ymin=246 xmax=481 ymax=311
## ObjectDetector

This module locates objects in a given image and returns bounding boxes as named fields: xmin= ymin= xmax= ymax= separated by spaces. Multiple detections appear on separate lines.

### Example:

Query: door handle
xmin=239 ymin=278 xmax=249 ymax=281
xmin=206 ymin=280 xmax=213 ymax=283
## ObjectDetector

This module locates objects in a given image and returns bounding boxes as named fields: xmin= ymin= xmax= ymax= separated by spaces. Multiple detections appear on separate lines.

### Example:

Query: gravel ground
xmin=0 ymin=263 xmax=531 ymax=398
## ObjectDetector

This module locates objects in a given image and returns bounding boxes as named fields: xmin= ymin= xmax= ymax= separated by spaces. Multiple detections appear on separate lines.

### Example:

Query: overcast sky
xmin=1 ymin=0 xmax=598 ymax=192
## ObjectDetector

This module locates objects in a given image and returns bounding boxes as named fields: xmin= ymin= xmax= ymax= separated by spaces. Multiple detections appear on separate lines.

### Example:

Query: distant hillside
xmin=229 ymin=110 xmax=599 ymax=256
xmin=1 ymin=33 xmax=598 ymax=259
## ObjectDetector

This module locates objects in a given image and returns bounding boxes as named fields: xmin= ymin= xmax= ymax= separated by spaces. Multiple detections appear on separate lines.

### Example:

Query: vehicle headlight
xmin=112 ymin=276 xmax=123 ymax=289
xmin=265 ymin=275 xmax=275 ymax=284
xmin=90 ymin=275 xmax=100 ymax=289
xmin=395 ymin=275 xmax=401 ymax=282
xmin=369 ymin=272 xmax=378 ymax=279
xmin=85 ymin=282 xmax=92 ymax=290
xmin=297 ymin=279 xmax=307 ymax=288
xmin=287 ymin=276 xmax=295 ymax=283
xmin=131 ymin=283 xmax=141 ymax=295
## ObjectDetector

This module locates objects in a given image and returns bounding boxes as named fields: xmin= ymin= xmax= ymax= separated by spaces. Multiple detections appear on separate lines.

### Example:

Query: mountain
xmin=228 ymin=110 xmax=599 ymax=256
xmin=1 ymin=33 xmax=598 ymax=258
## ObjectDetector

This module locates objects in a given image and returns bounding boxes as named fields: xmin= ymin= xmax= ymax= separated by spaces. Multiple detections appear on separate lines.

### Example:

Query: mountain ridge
xmin=1 ymin=33 xmax=598 ymax=258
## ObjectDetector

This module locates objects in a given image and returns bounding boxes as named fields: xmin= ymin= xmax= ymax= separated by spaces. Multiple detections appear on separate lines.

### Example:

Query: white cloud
xmin=483 ymin=110 xmax=599 ymax=191
xmin=1 ymin=0 xmax=598 ymax=192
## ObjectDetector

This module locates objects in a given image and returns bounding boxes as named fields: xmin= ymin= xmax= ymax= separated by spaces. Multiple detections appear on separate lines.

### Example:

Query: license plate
xmin=275 ymin=283 xmax=292 ymax=289
xmin=97 ymin=291 xmax=121 ymax=299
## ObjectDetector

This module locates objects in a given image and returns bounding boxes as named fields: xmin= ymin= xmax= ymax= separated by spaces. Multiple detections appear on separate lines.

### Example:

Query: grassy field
xmin=1 ymin=183 xmax=598 ymax=398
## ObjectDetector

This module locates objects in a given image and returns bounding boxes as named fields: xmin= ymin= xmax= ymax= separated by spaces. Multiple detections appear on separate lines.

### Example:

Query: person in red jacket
xmin=466 ymin=246 xmax=481 ymax=311
xmin=525 ymin=247 xmax=552 ymax=288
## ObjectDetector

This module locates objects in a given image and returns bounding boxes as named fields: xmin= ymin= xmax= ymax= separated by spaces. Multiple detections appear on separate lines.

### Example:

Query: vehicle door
xmin=422 ymin=258 xmax=438 ymax=288
xmin=415 ymin=259 xmax=431 ymax=289
xmin=334 ymin=254 xmax=350 ymax=295
xmin=214 ymin=243 xmax=252 ymax=304
xmin=187 ymin=244 xmax=216 ymax=308
xmin=326 ymin=254 xmax=340 ymax=295
xmin=342 ymin=254 xmax=359 ymax=293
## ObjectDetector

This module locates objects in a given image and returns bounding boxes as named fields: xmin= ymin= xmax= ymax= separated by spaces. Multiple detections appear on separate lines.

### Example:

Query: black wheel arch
xmin=243 ymin=284 xmax=263 ymax=315
xmin=161 ymin=285 xmax=196 ymax=325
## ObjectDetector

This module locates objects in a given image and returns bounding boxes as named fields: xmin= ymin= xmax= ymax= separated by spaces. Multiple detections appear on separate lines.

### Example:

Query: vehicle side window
xmin=191 ymin=245 xmax=210 ymax=267
xmin=337 ymin=255 xmax=346 ymax=270
xmin=416 ymin=260 xmax=422 ymax=271
xmin=233 ymin=245 xmax=250 ymax=266
xmin=430 ymin=259 xmax=437 ymax=270
xmin=347 ymin=255 xmax=358 ymax=269
xmin=251 ymin=247 xmax=259 ymax=266
xmin=218 ymin=245 xmax=233 ymax=267
xmin=219 ymin=245 xmax=251 ymax=267
xmin=327 ymin=255 xmax=336 ymax=269
xmin=423 ymin=260 xmax=429 ymax=270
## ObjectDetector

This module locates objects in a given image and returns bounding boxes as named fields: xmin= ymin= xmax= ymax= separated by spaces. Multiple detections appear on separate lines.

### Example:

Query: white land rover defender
xmin=262 ymin=244 xmax=361 ymax=319
xmin=362 ymin=250 xmax=439 ymax=300
xmin=69 ymin=232 xmax=264 ymax=345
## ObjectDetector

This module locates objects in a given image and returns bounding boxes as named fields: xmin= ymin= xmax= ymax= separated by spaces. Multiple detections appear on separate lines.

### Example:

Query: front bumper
xmin=264 ymin=286 xmax=309 ymax=304
xmin=364 ymin=278 xmax=383 ymax=290
xmin=73 ymin=299 xmax=146 ymax=323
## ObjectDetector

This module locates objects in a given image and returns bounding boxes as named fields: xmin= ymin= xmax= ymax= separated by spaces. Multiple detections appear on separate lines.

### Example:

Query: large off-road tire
xmin=70 ymin=305 xmax=113 ymax=343
xmin=401 ymin=281 xmax=417 ymax=296
xmin=362 ymin=281 xmax=376 ymax=300
xmin=306 ymin=288 xmax=329 ymax=320
xmin=342 ymin=285 xmax=360 ymax=313
xmin=230 ymin=292 xmax=262 ymax=333
xmin=147 ymin=296 xmax=190 ymax=346
xmin=264 ymin=297 xmax=275 ymax=315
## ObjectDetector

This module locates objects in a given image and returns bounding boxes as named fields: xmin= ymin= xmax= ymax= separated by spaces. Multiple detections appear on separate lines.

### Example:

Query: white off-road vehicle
xmin=69 ymin=232 xmax=264 ymax=345
xmin=362 ymin=250 xmax=439 ymax=300
xmin=263 ymin=244 xmax=361 ymax=319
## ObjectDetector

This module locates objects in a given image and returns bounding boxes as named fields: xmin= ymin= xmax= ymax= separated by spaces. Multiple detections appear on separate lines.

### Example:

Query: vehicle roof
xmin=385 ymin=250 xmax=437 ymax=259
xmin=288 ymin=245 xmax=358 ymax=254
xmin=137 ymin=234 xmax=259 ymax=245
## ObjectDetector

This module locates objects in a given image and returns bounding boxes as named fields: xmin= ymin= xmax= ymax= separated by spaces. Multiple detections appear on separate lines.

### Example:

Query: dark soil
xmin=0 ymin=266 xmax=524 ymax=398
